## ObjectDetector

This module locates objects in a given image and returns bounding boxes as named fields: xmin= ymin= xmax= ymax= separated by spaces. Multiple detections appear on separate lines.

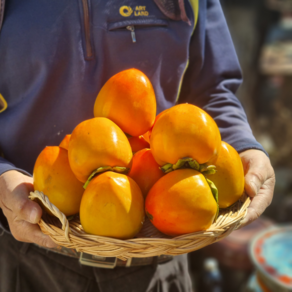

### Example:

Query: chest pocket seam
xmin=107 ymin=18 xmax=168 ymax=31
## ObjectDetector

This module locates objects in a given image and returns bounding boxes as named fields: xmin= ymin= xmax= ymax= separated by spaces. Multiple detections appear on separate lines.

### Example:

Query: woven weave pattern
xmin=29 ymin=190 xmax=250 ymax=261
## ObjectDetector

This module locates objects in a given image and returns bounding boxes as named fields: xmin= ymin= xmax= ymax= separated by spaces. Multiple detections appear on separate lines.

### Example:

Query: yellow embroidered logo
xmin=134 ymin=6 xmax=149 ymax=16
xmin=120 ymin=6 xmax=149 ymax=17
xmin=119 ymin=6 xmax=133 ymax=17
xmin=0 ymin=93 xmax=8 ymax=113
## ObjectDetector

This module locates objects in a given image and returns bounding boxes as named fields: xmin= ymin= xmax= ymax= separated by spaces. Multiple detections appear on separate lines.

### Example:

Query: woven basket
xmin=29 ymin=190 xmax=250 ymax=261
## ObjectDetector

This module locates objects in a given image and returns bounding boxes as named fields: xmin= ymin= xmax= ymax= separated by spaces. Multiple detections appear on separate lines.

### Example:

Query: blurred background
xmin=188 ymin=0 xmax=292 ymax=291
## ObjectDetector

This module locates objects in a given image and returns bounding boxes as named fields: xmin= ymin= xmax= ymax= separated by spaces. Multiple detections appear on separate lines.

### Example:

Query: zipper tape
xmin=108 ymin=19 xmax=168 ymax=31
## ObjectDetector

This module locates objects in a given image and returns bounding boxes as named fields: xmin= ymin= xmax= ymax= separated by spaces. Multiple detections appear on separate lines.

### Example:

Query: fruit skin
xmin=128 ymin=136 xmax=150 ymax=153
xmin=59 ymin=134 xmax=71 ymax=150
xmin=143 ymin=109 xmax=168 ymax=143
xmin=145 ymin=168 xmax=218 ymax=236
xmin=68 ymin=117 xmax=132 ymax=183
xmin=93 ymin=69 xmax=156 ymax=137
xmin=150 ymin=104 xmax=221 ymax=166
xmin=128 ymin=149 xmax=164 ymax=198
xmin=142 ymin=131 xmax=150 ymax=144
xmin=205 ymin=141 xmax=244 ymax=208
xmin=33 ymin=146 xmax=84 ymax=216
xmin=80 ymin=172 xmax=145 ymax=239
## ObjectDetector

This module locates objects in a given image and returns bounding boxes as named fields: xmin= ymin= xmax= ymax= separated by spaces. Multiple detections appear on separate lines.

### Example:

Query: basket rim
xmin=29 ymin=191 xmax=251 ymax=245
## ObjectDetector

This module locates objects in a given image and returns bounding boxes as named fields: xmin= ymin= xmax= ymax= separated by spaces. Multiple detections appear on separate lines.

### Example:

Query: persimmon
xmin=142 ymin=131 xmax=150 ymax=144
xmin=128 ymin=135 xmax=150 ymax=153
xmin=93 ymin=69 xmax=156 ymax=137
xmin=68 ymin=117 xmax=132 ymax=183
xmin=128 ymin=149 xmax=164 ymax=198
xmin=80 ymin=172 xmax=144 ymax=239
xmin=145 ymin=168 xmax=218 ymax=236
xmin=150 ymin=103 xmax=221 ymax=168
xmin=143 ymin=109 xmax=168 ymax=143
xmin=59 ymin=134 xmax=71 ymax=150
xmin=33 ymin=146 xmax=84 ymax=216
xmin=205 ymin=141 xmax=244 ymax=208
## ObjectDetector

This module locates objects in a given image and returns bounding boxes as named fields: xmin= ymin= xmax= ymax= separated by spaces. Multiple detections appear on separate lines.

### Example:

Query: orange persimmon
xmin=33 ymin=146 xmax=84 ymax=216
xmin=150 ymin=104 xmax=221 ymax=166
xmin=145 ymin=168 xmax=218 ymax=236
xmin=128 ymin=135 xmax=150 ymax=153
xmin=68 ymin=117 xmax=132 ymax=183
xmin=80 ymin=172 xmax=144 ymax=239
xmin=205 ymin=141 xmax=245 ymax=208
xmin=59 ymin=134 xmax=71 ymax=150
xmin=143 ymin=109 xmax=168 ymax=143
xmin=93 ymin=69 xmax=156 ymax=137
xmin=142 ymin=131 xmax=151 ymax=144
xmin=128 ymin=149 xmax=164 ymax=198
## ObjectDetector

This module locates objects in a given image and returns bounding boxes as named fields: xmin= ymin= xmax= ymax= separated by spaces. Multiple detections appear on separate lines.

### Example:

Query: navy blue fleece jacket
xmin=0 ymin=1 xmax=264 ymax=182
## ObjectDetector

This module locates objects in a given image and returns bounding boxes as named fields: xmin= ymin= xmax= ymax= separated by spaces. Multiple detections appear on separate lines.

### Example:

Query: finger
xmin=10 ymin=218 xmax=57 ymax=248
xmin=4 ymin=183 xmax=42 ymax=224
xmin=240 ymin=177 xmax=275 ymax=227
xmin=244 ymin=167 xmax=267 ymax=198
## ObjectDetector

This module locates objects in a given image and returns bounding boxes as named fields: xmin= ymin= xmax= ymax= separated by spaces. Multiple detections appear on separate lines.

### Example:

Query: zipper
xmin=81 ymin=0 xmax=93 ymax=59
xmin=108 ymin=19 xmax=168 ymax=44
xmin=126 ymin=26 xmax=136 ymax=43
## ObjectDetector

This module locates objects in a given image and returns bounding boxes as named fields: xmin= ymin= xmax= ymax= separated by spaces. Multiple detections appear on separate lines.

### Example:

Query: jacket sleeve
xmin=0 ymin=157 xmax=31 ymax=177
xmin=179 ymin=0 xmax=266 ymax=154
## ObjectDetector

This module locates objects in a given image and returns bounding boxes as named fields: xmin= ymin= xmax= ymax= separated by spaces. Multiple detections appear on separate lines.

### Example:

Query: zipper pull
xmin=126 ymin=26 xmax=136 ymax=43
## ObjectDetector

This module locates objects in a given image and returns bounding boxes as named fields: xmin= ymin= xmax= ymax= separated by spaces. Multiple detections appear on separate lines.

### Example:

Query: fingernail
xmin=250 ymin=181 xmax=258 ymax=195
xmin=29 ymin=208 xmax=39 ymax=224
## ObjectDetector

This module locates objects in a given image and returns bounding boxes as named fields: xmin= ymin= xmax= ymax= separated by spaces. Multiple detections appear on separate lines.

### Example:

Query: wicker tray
xmin=29 ymin=190 xmax=250 ymax=261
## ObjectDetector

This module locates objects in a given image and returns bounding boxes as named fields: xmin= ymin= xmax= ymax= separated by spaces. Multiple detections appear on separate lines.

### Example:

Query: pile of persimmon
xmin=33 ymin=68 xmax=245 ymax=240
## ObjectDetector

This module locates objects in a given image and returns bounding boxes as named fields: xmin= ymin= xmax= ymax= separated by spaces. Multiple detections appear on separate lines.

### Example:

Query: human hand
xmin=0 ymin=170 xmax=57 ymax=248
xmin=239 ymin=149 xmax=275 ymax=227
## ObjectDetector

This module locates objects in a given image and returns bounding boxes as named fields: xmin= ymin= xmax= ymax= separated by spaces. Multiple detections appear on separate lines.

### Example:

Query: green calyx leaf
xmin=173 ymin=158 xmax=193 ymax=170
xmin=201 ymin=165 xmax=217 ymax=175
xmin=206 ymin=178 xmax=219 ymax=221
xmin=206 ymin=178 xmax=218 ymax=203
xmin=146 ymin=211 xmax=154 ymax=221
xmin=160 ymin=158 xmax=216 ymax=176
xmin=83 ymin=166 xmax=130 ymax=189
xmin=160 ymin=157 xmax=216 ymax=175
xmin=161 ymin=163 xmax=173 ymax=174
xmin=112 ymin=166 xmax=129 ymax=173
xmin=161 ymin=157 xmax=200 ymax=173
xmin=188 ymin=160 xmax=200 ymax=171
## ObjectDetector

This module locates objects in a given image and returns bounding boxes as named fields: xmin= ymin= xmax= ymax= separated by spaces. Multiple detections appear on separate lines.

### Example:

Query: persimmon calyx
xmin=205 ymin=178 xmax=219 ymax=221
xmin=160 ymin=158 xmax=217 ymax=175
xmin=83 ymin=166 xmax=130 ymax=189
xmin=200 ymin=165 xmax=216 ymax=175
xmin=146 ymin=211 xmax=154 ymax=221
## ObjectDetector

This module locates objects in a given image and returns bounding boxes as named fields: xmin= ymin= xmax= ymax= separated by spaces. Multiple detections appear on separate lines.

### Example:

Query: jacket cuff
xmin=222 ymin=136 xmax=269 ymax=157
